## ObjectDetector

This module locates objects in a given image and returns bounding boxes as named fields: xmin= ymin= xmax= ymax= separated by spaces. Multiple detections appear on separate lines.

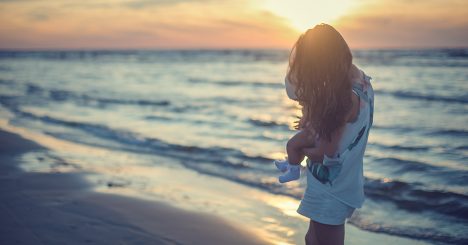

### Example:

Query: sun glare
xmin=262 ymin=0 xmax=357 ymax=31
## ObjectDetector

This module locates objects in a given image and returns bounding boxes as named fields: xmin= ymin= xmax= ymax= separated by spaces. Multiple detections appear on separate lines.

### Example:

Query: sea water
xmin=0 ymin=49 xmax=466 ymax=244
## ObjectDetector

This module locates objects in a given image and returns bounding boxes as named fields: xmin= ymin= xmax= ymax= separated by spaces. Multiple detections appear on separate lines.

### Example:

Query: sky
xmin=0 ymin=0 xmax=467 ymax=50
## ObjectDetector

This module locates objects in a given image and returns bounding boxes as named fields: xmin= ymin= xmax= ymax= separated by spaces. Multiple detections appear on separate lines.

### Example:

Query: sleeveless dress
xmin=285 ymin=69 xmax=374 ymax=225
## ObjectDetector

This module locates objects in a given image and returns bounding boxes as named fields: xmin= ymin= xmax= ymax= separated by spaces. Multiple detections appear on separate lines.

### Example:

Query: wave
xmin=7 ymin=106 xmax=468 ymax=227
xmin=144 ymin=115 xmax=172 ymax=121
xmin=248 ymin=118 xmax=290 ymax=130
xmin=373 ymin=124 xmax=468 ymax=138
xmin=348 ymin=214 xmax=468 ymax=244
xmin=26 ymin=84 xmax=43 ymax=94
xmin=375 ymin=89 xmax=468 ymax=104
xmin=375 ymin=157 xmax=441 ymax=172
xmin=9 ymin=107 xmax=273 ymax=167
xmin=5 ymin=106 xmax=306 ymax=199
xmin=455 ymin=145 xmax=468 ymax=150
xmin=47 ymin=89 xmax=171 ymax=107
xmin=196 ymin=96 xmax=272 ymax=108
xmin=374 ymin=157 xmax=468 ymax=185
xmin=7 ymin=105 xmax=468 ymax=245
xmin=179 ymin=161 xmax=304 ymax=199
xmin=1 ymin=85 xmax=172 ymax=110
xmin=0 ymin=95 xmax=18 ymax=108
xmin=353 ymin=48 xmax=468 ymax=68
xmin=371 ymin=124 xmax=416 ymax=132
xmin=354 ymin=48 xmax=468 ymax=58
xmin=444 ymin=48 xmax=468 ymax=58
xmin=189 ymin=78 xmax=283 ymax=89
xmin=370 ymin=142 xmax=431 ymax=152
xmin=428 ymin=129 xmax=468 ymax=138
xmin=364 ymin=177 xmax=468 ymax=220
xmin=15 ymin=106 xmax=468 ymax=212
xmin=0 ymin=49 xmax=290 ymax=63
xmin=86 ymin=95 xmax=170 ymax=106
xmin=0 ymin=79 xmax=13 ymax=84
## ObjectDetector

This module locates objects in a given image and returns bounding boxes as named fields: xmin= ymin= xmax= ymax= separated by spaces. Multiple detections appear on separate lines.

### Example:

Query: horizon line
xmin=0 ymin=46 xmax=467 ymax=52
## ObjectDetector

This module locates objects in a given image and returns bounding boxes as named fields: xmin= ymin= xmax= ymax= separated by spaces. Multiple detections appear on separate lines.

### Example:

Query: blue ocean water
xmin=0 ymin=49 xmax=467 ymax=244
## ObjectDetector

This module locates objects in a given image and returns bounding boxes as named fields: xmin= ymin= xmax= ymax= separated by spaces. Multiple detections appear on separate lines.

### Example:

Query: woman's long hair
xmin=287 ymin=23 xmax=353 ymax=141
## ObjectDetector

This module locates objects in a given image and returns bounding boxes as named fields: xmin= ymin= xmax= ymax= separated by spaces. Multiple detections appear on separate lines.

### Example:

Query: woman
xmin=282 ymin=23 xmax=374 ymax=245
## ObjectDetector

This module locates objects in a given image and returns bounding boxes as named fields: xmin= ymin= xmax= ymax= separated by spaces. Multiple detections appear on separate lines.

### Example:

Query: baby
xmin=274 ymin=77 xmax=319 ymax=183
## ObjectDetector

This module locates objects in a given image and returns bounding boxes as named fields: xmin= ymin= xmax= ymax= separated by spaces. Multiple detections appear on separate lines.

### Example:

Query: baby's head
xmin=287 ymin=23 xmax=353 ymax=140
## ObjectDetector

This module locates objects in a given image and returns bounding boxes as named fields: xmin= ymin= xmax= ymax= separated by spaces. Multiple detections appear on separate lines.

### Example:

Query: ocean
xmin=0 ymin=49 xmax=467 ymax=244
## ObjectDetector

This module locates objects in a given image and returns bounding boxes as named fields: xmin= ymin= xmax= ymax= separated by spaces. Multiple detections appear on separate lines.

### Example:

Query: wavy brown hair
xmin=287 ymin=23 xmax=353 ymax=141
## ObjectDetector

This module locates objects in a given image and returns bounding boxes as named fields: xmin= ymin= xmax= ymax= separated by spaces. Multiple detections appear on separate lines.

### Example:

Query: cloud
xmin=27 ymin=9 xmax=50 ymax=21
xmin=332 ymin=0 xmax=468 ymax=48
xmin=0 ymin=0 xmax=466 ymax=49
xmin=337 ymin=14 xmax=468 ymax=48
xmin=122 ymin=0 xmax=214 ymax=9
xmin=0 ymin=0 xmax=297 ymax=49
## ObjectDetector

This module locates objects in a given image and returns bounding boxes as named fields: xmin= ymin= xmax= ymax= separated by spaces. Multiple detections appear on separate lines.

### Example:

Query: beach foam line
xmin=0 ymin=122 xmax=433 ymax=245
xmin=0 ymin=129 xmax=269 ymax=245
xmin=374 ymin=89 xmax=468 ymax=104
xmin=6 ymin=107 xmax=468 ymax=229
xmin=188 ymin=77 xmax=283 ymax=88
xmin=364 ymin=177 xmax=468 ymax=221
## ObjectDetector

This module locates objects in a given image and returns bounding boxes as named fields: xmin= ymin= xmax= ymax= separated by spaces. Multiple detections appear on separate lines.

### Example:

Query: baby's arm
xmin=286 ymin=130 xmax=316 ymax=165
xmin=288 ymin=130 xmax=316 ymax=148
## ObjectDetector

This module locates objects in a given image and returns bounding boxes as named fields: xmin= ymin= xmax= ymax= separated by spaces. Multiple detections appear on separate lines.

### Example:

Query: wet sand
xmin=0 ymin=130 xmax=267 ymax=245
xmin=0 ymin=127 xmax=429 ymax=245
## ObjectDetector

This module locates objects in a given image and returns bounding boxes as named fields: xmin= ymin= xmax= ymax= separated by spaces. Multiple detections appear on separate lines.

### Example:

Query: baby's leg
xmin=286 ymin=130 xmax=316 ymax=165
xmin=277 ymin=130 xmax=316 ymax=183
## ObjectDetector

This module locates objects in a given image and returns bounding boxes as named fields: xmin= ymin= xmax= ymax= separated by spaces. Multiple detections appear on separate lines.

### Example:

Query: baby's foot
xmin=274 ymin=160 xmax=289 ymax=172
xmin=278 ymin=164 xmax=300 ymax=183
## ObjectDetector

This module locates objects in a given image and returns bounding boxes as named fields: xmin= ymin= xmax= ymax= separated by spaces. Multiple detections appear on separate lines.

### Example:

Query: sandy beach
xmin=0 ymin=124 xmax=432 ymax=245
xmin=0 ymin=129 xmax=268 ymax=245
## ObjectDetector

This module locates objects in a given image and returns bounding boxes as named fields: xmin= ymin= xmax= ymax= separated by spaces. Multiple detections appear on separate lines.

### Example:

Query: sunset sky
xmin=0 ymin=0 xmax=467 ymax=50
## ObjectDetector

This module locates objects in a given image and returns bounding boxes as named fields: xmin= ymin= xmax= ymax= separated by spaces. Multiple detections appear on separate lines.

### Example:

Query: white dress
xmin=285 ymin=70 xmax=374 ymax=225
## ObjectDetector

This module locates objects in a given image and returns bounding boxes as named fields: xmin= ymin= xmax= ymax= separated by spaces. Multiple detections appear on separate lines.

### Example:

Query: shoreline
xmin=0 ymin=126 xmax=431 ymax=245
xmin=0 ymin=129 xmax=268 ymax=245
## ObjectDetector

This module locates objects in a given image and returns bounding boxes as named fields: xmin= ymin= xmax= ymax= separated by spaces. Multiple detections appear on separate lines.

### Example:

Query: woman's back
xmin=306 ymin=68 xmax=374 ymax=208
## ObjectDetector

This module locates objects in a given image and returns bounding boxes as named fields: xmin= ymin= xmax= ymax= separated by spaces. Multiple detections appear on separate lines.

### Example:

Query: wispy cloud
xmin=334 ymin=0 xmax=468 ymax=48
xmin=0 ymin=0 xmax=466 ymax=49
xmin=122 ymin=0 xmax=214 ymax=9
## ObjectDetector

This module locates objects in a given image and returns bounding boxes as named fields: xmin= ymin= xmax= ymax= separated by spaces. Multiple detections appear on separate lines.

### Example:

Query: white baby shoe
xmin=278 ymin=164 xmax=300 ymax=183
xmin=274 ymin=159 xmax=289 ymax=172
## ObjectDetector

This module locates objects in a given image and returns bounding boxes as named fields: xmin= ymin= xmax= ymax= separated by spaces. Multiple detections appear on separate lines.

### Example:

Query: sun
xmin=261 ymin=0 xmax=357 ymax=31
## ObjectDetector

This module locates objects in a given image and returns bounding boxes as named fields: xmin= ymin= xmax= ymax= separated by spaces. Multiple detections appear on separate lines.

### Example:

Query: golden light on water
xmin=261 ymin=0 xmax=358 ymax=31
